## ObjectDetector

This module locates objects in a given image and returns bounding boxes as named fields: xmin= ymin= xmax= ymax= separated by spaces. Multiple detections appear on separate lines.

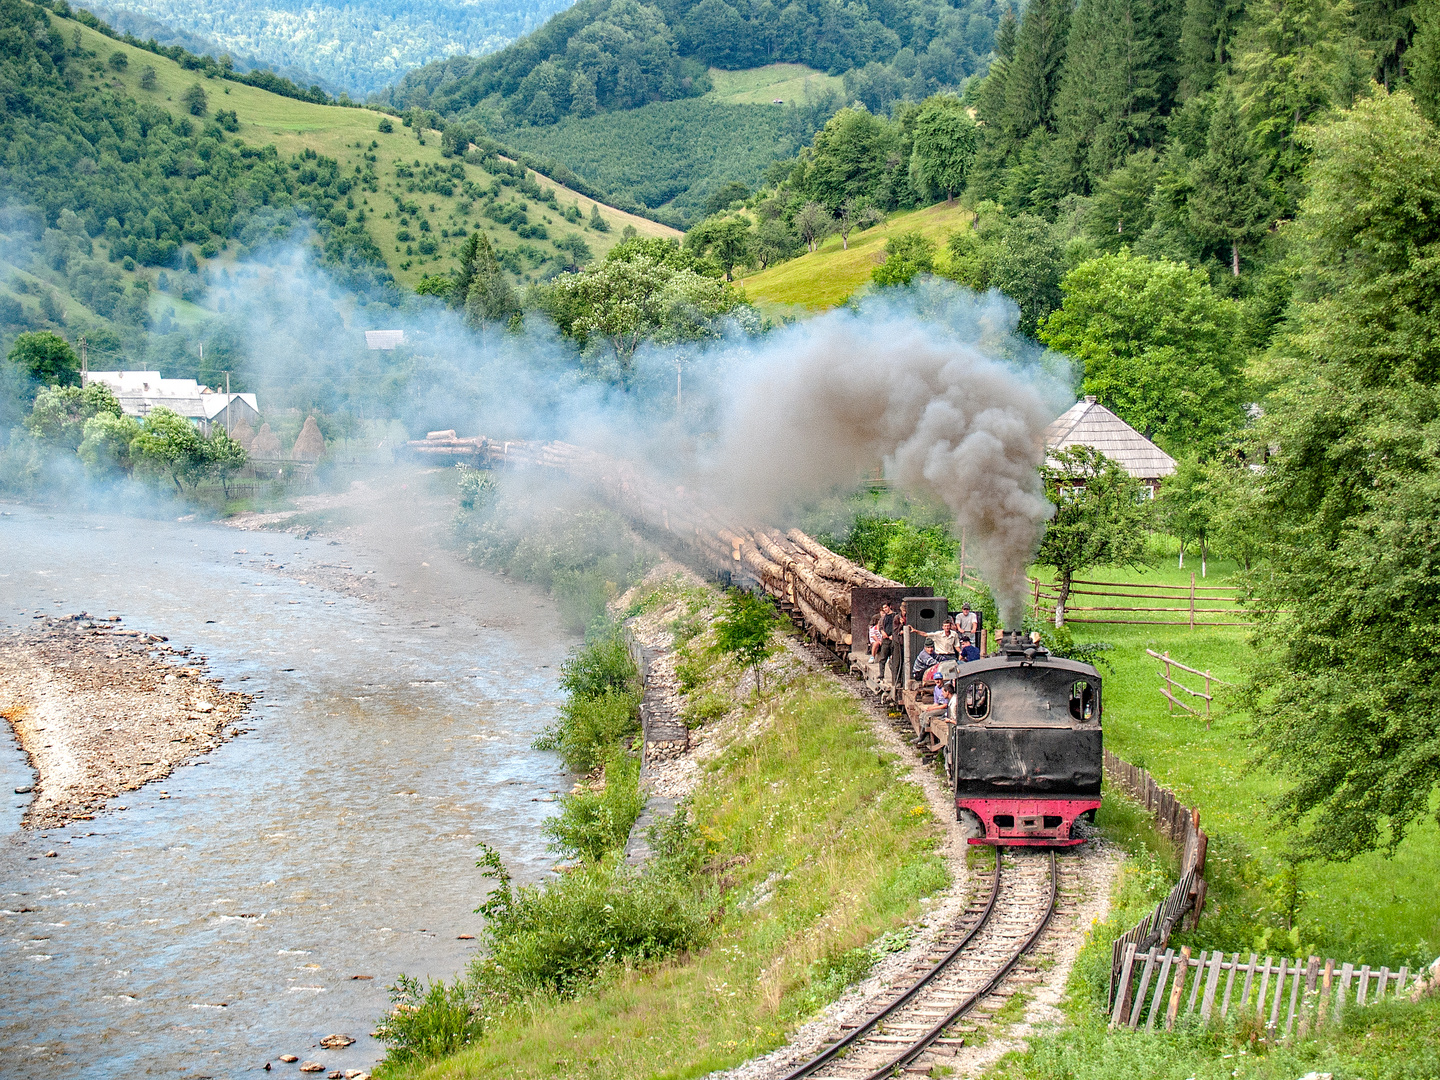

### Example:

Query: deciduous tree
xmin=909 ymin=97 xmax=979 ymax=200
xmin=1039 ymin=249 xmax=1246 ymax=451
xmin=1035 ymin=445 xmax=1151 ymax=622
xmin=7 ymin=331 xmax=78 ymax=390
xmin=1246 ymin=89 xmax=1440 ymax=860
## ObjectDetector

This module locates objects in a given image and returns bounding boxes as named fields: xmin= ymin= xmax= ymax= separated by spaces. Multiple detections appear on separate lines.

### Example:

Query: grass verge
xmin=377 ymin=624 xmax=947 ymax=1078
xmin=1027 ymin=555 xmax=1440 ymax=969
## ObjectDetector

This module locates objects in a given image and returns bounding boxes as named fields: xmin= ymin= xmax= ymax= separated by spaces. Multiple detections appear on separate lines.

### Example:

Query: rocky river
xmin=0 ymin=479 xmax=575 ymax=1078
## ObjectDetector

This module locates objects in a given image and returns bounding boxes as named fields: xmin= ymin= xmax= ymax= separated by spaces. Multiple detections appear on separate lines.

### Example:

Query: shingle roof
xmin=1045 ymin=396 xmax=1177 ymax=480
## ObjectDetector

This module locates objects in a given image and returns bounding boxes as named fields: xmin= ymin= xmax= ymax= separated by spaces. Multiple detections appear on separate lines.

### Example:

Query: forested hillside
xmin=83 ymin=0 xmax=579 ymax=96
xmin=0 ymin=0 xmax=672 ymax=389
xmin=383 ymin=0 xmax=999 ymax=124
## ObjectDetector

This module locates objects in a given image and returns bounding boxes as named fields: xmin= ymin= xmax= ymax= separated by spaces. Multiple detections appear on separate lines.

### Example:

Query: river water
xmin=0 ymin=487 xmax=575 ymax=1078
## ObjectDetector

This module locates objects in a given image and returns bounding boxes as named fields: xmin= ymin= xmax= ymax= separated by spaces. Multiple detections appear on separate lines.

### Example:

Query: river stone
xmin=279 ymin=1055 xmax=299 ymax=1062
xmin=319 ymin=1034 xmax=355 ymax=1049
xmin=299 ymin=1063 xmax=325 ymax=1073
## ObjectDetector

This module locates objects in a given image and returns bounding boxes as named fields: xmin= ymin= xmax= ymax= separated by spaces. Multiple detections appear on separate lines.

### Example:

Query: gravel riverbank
xmin=0 ymin=614 xmax=251 ymax=828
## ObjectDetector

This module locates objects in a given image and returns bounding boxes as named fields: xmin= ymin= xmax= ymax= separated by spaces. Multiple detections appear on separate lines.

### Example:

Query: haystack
xmin=250 ymin=423 xmax=282 ymax=458
xmin=291 ymin=416 xmax=325 ymax=462
xmin=226 ymin=414 xmax=255 ymax=450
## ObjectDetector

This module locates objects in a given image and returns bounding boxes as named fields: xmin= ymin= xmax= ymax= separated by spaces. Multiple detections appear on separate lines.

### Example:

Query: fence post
xmin=1189 ymin=572 xmax=1196 ymax=629
xmin=1166 ymin=946 xmax=1191 ymax=1030
xmin=1032 ymin=576 xmax=1040 ymax=619
xmin=1163 ymin=651 xmax=1173 ymax=713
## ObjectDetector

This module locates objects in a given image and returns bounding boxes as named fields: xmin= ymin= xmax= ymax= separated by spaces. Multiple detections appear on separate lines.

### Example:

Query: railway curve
xmin=777 ymin=849 xmax=1065 ymax=1080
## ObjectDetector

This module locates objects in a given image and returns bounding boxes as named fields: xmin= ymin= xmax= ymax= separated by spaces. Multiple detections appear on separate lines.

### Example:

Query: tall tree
xmin=1246 ymin=89 xmax=1440 ymax=861
xmin=1408 ymin=0 xmax=1440 ymax=121
xmin=455 ymin=231 xmax=519 ymax=327
xmin=1053 ymin=0 xmax=1179 ymax=188
xmin=999 ymin=0 xmax=1073 ymax=138
xmin=1188 ymin=88 xmax=1274 ymax=274
xmin=1035 ymin=445 xmax=1152 ymax=622
xmin=803 ymin=108 xmax=897 ymax=211
xmin=1177 ymin=0 xmax=1247 ymax=97
xmin=909 ymin=96 xmax=980 ymax=200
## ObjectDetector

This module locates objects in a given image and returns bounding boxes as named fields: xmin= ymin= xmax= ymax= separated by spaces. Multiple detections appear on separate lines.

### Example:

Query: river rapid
xmin=0 ymin=483 xmax=574 ymax=1078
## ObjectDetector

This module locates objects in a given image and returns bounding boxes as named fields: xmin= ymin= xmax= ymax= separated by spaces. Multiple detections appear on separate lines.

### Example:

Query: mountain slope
xmin=78 ymin=0 xmax=580 ymax=96
xmin=385 ymin=0 xmax=997 ymax=125
xmin=0 ymin=2 xmax=674 ymax=379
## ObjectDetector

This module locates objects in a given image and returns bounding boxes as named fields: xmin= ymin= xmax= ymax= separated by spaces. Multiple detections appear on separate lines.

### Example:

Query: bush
xmin=182 ymin=83 xmax=207 ymax=116
xmin=535 ymin=688 xmax=641 ymax=774
xmin=472 ymin=846 xmax=713 ymax=1000
xmin=379 ymin=117 xmax=394 ymax=133
xmin=107 ymin=50 xmax=127 ymax=70
xmin=543 ymin=748 xmax=645 ymax=862
xmin=373 ymin=973 xmax=485 ymax=1066
xmin=558 ymin=625 xmax=639 ymax=699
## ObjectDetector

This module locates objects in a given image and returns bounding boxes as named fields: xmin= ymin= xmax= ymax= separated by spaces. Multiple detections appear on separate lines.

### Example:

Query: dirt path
xmin=0 ymin=615 xmax=250 ymax=829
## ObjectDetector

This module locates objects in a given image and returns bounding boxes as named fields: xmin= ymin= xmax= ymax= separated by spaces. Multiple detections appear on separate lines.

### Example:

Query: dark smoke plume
xmin=703 ymin=282 xmax=1068 ymax=626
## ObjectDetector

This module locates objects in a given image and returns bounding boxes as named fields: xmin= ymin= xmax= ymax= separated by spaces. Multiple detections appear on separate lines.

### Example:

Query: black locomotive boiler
xmin=943 ymin=629 xmax=1102 ymax=846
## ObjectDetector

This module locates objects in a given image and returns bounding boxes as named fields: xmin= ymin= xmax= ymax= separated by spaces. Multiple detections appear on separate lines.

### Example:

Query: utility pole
xmin=676 ymin=360 xmax=682 ymax=416
xmin=79 ymin=335 xmax=87 ymax=384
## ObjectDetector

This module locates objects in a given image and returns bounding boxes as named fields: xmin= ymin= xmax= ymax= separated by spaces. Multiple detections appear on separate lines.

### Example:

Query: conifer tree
xmin=1408 ymin=0 xmax=1440 ymax=121
xmin=999 ymin=0 xmax=1072 ymax=138
xmin=1053 ymin=0 xmax=1179 ymax=187
xmin=455 ymin=231 xmax=518 ymax=327
xmin=1177 ymin=0 xmax=1246 ymax=98
xmin=1188 ymin=88 xmax=1272 ymax=274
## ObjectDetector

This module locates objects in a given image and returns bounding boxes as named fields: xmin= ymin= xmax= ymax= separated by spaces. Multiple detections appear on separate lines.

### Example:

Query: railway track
xmin=777 ymin=848 xmax=1065 ymax=1080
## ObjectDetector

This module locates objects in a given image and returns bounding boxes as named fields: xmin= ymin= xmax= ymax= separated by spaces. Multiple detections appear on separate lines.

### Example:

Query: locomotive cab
xmin=946 ymin=629 xmax=1102 ymax=846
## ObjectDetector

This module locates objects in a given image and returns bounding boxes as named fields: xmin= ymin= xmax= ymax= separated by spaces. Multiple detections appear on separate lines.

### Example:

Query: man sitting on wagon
xmin=911 ymin=639 xmax=939 ymax=684
xmin=919 ymin=618 xmax=960 ymax=662
xmin=958 ymin=634 xmax=980 ymax=663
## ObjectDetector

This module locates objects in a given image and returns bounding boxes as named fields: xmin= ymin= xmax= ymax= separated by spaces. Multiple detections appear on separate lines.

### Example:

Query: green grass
xmin=739 ymin=200 xmax=976 ymax=311
xmin=381 ymin=658 xmax=948 ymax=1079
xmin=1030 ymin=552 xmax=1440 ymax=969
xmin=44 ymin=12 xmax=675 ymax=300
xmin=706 ymin=64 xmax=844 ymax=105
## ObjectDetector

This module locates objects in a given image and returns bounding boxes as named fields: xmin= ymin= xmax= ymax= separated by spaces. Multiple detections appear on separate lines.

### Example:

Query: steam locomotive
xmin=854 ymin=597 xmax=1101 ymax=848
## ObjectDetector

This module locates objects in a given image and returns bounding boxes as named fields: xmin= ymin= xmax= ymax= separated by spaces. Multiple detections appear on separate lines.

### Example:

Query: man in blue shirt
xmin=958 ymin=635 xmax=980 ymax=663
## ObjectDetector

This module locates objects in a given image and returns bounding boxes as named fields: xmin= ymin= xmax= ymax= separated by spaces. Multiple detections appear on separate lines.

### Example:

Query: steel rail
xmin=776 ymin=850 xmax=1006 ymax=1080
xmin=858 ymin=850 xmax=1059 ymax=1080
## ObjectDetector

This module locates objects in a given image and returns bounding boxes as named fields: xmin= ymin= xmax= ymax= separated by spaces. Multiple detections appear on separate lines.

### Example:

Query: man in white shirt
xmin=955 ymin=602 xmax=979 ymax=640
xmin=920 ymin=619 xmax=960 ymax=661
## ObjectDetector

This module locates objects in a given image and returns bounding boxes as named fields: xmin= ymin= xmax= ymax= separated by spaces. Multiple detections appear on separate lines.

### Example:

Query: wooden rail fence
xmin=1027 ymin=574 xmax=1252 ymax=628
xmin=1105 ymin=750 xmax=1209 ymax=1008
xmin=1109 ymin=946 xmax=1416 ymax=1037
xmin=1147 ymin=649 xmax=1231 ymax=728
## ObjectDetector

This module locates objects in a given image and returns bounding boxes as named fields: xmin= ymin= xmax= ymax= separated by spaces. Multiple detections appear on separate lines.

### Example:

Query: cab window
xmin=964 ymin=680 xmax=990 ymax=721
xmin=1070 ymin=680 xmax=1096 ymax=721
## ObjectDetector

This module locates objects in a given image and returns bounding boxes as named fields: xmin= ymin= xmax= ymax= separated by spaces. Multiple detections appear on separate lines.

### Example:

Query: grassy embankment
xmin=10 ymin=10 xmax=675 ymax=334
xmin=378 ymin=574 xmax=948 ymax=1078
xmin=738 ymin=200 xmax=976 ymax=314
xmin=1027 ymin=555 xmax=1440 ymax=970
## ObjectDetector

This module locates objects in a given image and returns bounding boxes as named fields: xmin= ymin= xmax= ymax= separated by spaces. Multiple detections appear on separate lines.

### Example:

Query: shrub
xmin=558 ymin=627 xmax=640 ymax=700
xmin=107 ymin=50 xmax=127 ymax=70
xmin=183 ymin=83 xmax=208 ymax=116
xmin=373 ymin=973 xmax=485 ymax=1066
xmin=472 ymin=846 xmax=712 ymax=999
xmin=535 ymin=688 xmax=641 ymax=774
xmin=139 ymin=66 xmax=156 ymax=89
xmin=379 ymin=117 xmax=394 ymax=133
xmin=543 ymin=749 xmax=645 ymax=862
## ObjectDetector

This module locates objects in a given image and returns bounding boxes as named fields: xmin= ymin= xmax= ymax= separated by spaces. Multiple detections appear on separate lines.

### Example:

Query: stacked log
xmin=455 ymin=436 xmax=902 ymax=651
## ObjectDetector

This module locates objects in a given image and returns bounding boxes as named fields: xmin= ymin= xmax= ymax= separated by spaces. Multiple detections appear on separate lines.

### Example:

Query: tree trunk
xmin=1201 ymin=536 xmax=1207 ymax=579
xmin=1056 ymin=569 xmax=1072 ymax=627
xmin=1178 ymin=541 xmax=1184 ymax=569
xmin=1231 ymin=239 xmax=1240 ymax=277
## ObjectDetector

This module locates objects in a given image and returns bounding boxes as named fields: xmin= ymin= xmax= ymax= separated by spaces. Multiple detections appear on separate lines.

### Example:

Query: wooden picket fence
xmin=1027 ymin=574 xmax=1252 ymax=628
xmin=1105 ymin=750 xmax=1209 ymax=1007
xmin=1147 ymin=649 xmax=1231 ymax=728
xmin=1109 ymin=946 xmax=1417 ymax=1037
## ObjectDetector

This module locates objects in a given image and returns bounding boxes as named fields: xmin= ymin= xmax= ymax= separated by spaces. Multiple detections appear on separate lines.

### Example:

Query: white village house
xmin=83 ymin=370 xmax=259 ymax=437
xmin=1044 ymin=395 xmax=1177 ymax=493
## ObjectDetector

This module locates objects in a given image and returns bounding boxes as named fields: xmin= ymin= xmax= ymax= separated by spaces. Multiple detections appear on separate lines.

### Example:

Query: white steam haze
xmin=8 ymin=231 xmax=1074 ymax=618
